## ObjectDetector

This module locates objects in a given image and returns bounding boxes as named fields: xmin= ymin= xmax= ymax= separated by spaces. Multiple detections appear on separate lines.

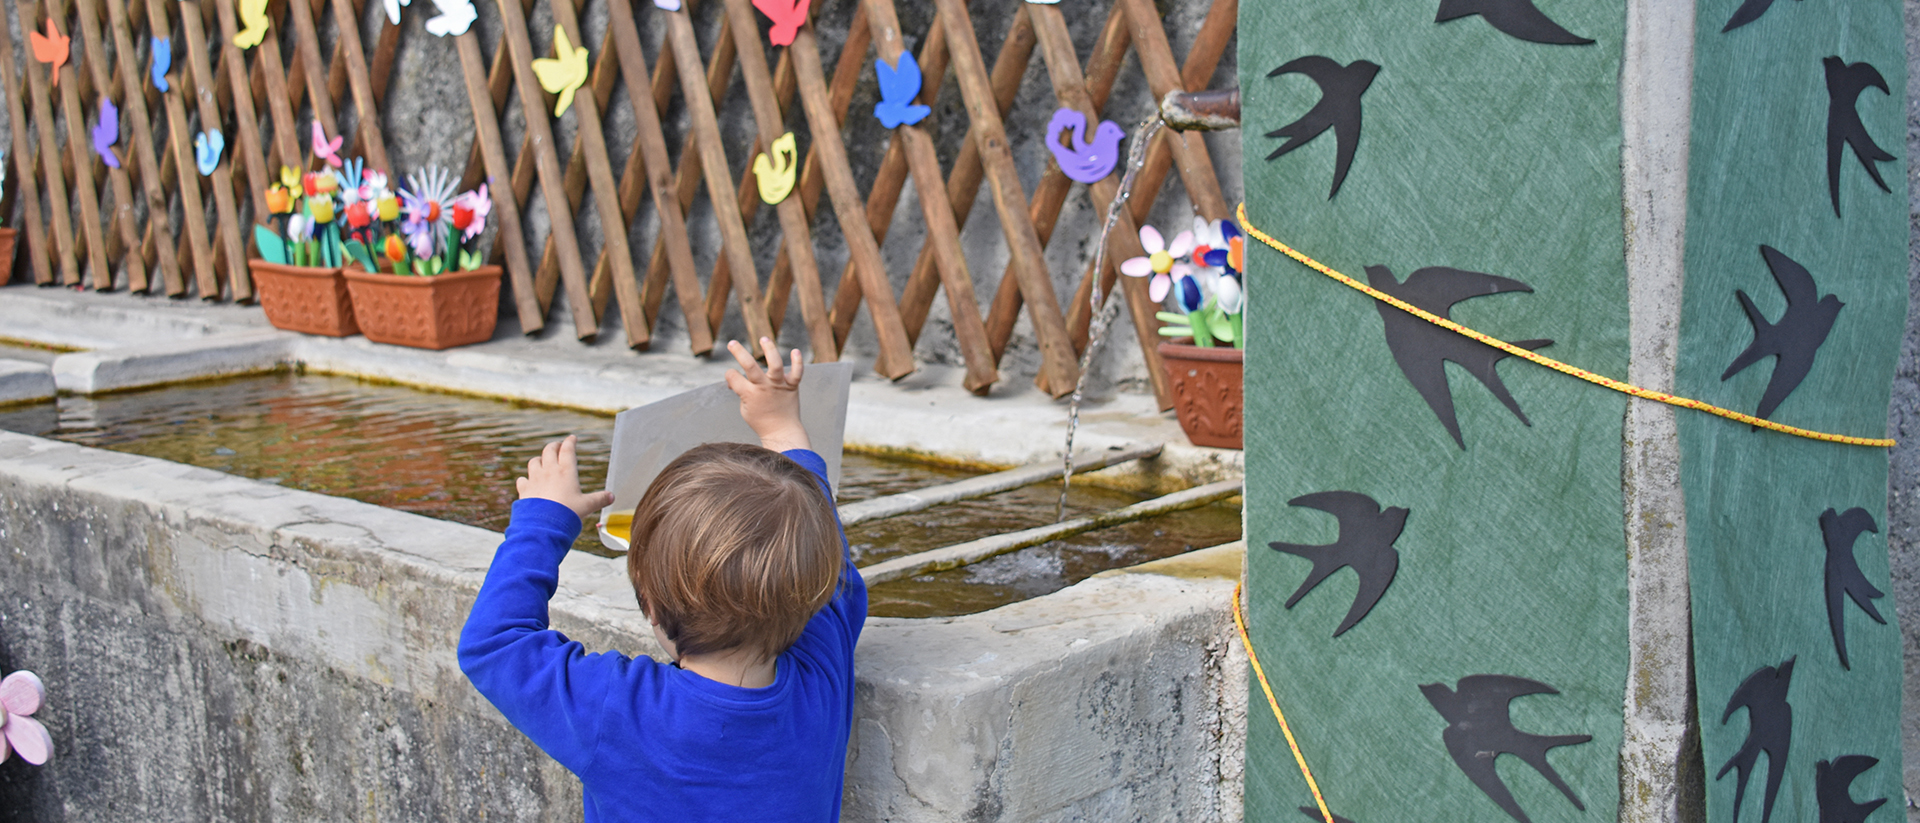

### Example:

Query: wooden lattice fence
xmin=0 ymin=0 xmax=1236 ymax=408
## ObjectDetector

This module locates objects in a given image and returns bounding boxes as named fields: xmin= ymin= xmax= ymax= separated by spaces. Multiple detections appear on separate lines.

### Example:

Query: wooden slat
xmin=1119 ymin=0 xmax=1228 ymax=220
xmin=325 ymin=0 xmax=389 ymax=171
xmin=719 ymin=0 xmax=837 ymax=361
xmin=601 ymin=0 xmax=712 ymax=354
xmin=38 ymin=0 xmax=111 ymax=289
xmin=491 ymin=0 xmax=598 ymax=339
xmin=786 ymin=21 xmax=914 ymax=379
xmin=453 ymin=32 xmax=542 ymax=332
xmin=858 ymin=0 xmax=996 ymax=393
xmin=103 ymin=0 xmax=182 ymax=294
xmin=638 ymin=0 xmax=734 ymax=350
xmin=545 ymin=0 xmax=646 ymax=347
xmin=71 ymin=0 xmax=145 ymax=291
xmin=661 ymin=5 xmax=774 ymax=349
xmin=144 ymin=0 xmax=216 ymax=295
xmin=0 ymin=0 xmax=52 ymax=285
xmin=250 ymin=0 xmax=303 ymax=169
xmin=178 ymin=0 xmax=249 ymax=299
xmin=284 ymin=0 xmax=337 ymax=136
xmin=931 ymin=0 xmax=1077 ymax=397
xmin=210 ymin=0 xmax=274 ymax=270
xmin=782 ymin=1 xmax=869 ymax=343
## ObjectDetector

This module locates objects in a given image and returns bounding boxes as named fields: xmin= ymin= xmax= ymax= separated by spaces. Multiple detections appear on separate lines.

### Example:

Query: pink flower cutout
xmin=1120 ymin=224 xmax=1195 ymax=303
xmin=0 ymin=671 xmax=52 ymax=765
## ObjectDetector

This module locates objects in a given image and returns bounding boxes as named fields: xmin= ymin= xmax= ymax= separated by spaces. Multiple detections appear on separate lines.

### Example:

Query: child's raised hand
xmin=724 ymin=337 xmax=810 ymax=453
xmin=515 ymin=435 xmax=615 ymax=522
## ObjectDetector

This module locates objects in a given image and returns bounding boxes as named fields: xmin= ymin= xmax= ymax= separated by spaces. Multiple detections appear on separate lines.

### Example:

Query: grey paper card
xmin=603 ymin=361 xmax=851 ymax=520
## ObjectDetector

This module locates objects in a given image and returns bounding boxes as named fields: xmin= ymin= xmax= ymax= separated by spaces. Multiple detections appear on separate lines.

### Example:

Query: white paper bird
xmin=382 ymin=0 xmax=410 ymax=25
xmin=423 ymin=0 xmax=474 ymax=37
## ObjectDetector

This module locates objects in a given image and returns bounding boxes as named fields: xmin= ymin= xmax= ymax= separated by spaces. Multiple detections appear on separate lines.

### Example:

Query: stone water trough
xmin=0 ymin=288 xmax=1248 ymax=821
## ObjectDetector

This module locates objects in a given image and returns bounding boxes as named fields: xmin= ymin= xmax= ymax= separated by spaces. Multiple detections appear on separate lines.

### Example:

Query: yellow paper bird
xmin=753 ymin=132 xmax=797 ymax=205
xmin=232 ymin=0 xmax=270 ymax=49
xmin=530 ymin=25 xmax=588 ymax=118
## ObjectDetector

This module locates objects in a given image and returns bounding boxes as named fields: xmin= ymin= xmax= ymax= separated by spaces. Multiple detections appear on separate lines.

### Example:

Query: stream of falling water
xmin=1058 ymin=114 xmax=1165 ymax=521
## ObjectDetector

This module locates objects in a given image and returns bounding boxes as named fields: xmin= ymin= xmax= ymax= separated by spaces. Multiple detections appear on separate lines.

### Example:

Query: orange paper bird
xmin=29 ymin=19 xmax=69 ymax=87
xmin=750 ymin=0 xmax=808 ymax=46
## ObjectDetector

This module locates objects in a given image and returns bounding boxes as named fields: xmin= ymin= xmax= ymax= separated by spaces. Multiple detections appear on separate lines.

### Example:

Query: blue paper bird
xmin=873 ymin=52 xmax=930 ymax=129
xmin=1045 ymin=108 xmax=1125 ymax=184
xmin=150 ymin=36 xmax=169 ymax=92
xmin=91 ymin=98 xmax=120 ymax=169
xmin=194 ymin=130 xmax=223 ymax=176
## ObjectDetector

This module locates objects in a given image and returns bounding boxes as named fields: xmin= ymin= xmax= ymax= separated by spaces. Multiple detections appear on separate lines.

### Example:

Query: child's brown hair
xmin=626 ymin=442 xmax=842 ymax=661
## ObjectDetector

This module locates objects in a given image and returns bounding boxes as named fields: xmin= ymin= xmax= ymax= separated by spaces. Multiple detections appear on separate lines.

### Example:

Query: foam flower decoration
xmin=383 ymin=233 xmax=407 ymax=263
xmin=0 ymin=671 xmax=52 ymax=765
xmin=1120 ymin=223 xmax=1194 ymax=302
xmin=279 ymin=165 xmax=301 ymax=190
xmin=335 ymin=158 xmax=364 ymax=206
xmin=360 ymin=169 xmax=389 ymax=203
xmin=453 ymin=184 xmax=491 ymax=242
xmin=400 ymin=166 xmax=456 ymax=258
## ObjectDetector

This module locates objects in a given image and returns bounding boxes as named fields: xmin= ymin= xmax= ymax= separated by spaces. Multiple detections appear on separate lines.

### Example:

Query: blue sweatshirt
xmin=458 ymin=450 xmax=866 ymax=823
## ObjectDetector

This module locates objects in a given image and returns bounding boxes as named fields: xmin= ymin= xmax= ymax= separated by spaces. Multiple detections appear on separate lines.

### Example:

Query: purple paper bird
xmin=92 ymin=98 xmax=120 ymax=169
xmin=1046 ymin=108 xmax=1124 ymax=184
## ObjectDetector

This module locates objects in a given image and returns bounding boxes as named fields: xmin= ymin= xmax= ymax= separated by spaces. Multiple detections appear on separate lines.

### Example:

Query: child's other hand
xmin=724 ymin=337 xmax=810 ymax=453
xmin=515 ymin=435 xmax=615 ymax=522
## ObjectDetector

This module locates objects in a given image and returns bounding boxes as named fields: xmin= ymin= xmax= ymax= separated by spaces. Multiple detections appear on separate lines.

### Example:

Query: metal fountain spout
xmin=1159 ymin=88 xmax=1240 ymax=132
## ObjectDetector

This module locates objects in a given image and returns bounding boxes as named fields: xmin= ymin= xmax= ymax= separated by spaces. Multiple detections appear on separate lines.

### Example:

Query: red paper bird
xmin=29 ymin=18 xmax=69 ymax=87
xmin=750 ymin=0 xmax=808 ymax=46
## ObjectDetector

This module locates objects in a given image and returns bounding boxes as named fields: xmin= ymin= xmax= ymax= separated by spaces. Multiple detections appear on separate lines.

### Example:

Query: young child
xmin=458 ymin=337 xmax=866 ymax=822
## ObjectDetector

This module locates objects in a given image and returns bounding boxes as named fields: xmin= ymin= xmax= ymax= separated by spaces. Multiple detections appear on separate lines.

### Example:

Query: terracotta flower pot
xmin=343 ymin=265 xmax=501 ymax=350
xmin=0 ymin=228 xmax=17 ymax=285
xmin=249 ymin=261 xmax=358 ymax=336
xmin=1158 ymin=342 xmax=1243 ymax=450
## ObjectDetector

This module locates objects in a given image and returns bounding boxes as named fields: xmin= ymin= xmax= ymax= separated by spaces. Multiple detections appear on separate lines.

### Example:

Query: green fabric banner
xmin=1678 ymin=1 xmax=1908 ymax=820
xmin=1237 ymin=1 xmax=1628 ymax=820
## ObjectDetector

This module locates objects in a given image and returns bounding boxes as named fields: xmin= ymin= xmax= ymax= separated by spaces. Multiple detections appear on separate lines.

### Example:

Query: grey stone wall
xmin=1894 ymin=2 xmax=1920 ymax=819
xmin=0 ymin=431 xmax=1245 ymax=821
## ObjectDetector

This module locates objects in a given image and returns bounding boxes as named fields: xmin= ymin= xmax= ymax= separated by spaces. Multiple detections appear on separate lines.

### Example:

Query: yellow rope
xmin=1235 ymin=203 xmax=1894 ymax=448
xmin=1233 ymin=582 xmax=1335 ymax=823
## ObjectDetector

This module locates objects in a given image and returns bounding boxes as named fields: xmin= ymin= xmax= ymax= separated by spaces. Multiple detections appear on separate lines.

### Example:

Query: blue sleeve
xmin=783 ymin=449 xmax=866 ymax=648
xmin=457 ymin=498 xmax=632 ymax=773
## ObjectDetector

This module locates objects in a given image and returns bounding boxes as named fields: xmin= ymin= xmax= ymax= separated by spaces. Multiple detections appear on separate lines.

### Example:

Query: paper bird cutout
xmin=1422 ymin=675 xmax=1592 ymax=823
xmin=233 ymin=0 xmax=270 ymax=49
xmin=311 ymin=121 xmax=344 ymax=168
xmin=1722 ymin=0 xmax=1785 ymax=32
xmin=1045 ymin=108 xmax=1125 ymax=184
xmin=383 ymin=0 xmax=410 ymax=26
xmin=753 ymin=131 xmax=797 ymax=204
xmin=194 ymin=130 xmax=223 ymax=176
xmin=872 ymin=52 xmax=931 ymax=128
xmin=1819 ymin=507 xmax=1887 ymax=670
xmin=423 ymin=0 xmax=475 ymax=37
xmin=150 ymin=37 xmax=170 ymax=92
xmin=1434 ymin=0 xmax=1593 ymax=45
xmin=1265 ymin=56 xmax=1379 ymax=199
xmin=531 ymin=25 xmax=589 ymax=117
xmin=1824 ymin=56 xmax=1893 ymax=219
xmin=1816 ymin=755 xmax=1887 ymax=823
xmin=653 ymin=0 xmax=680 ymax=8
xmin=29 ymin=19 xmax=69 ymax=87
xmin=1721 ymin=245 xmax=1840 ymax=422
xmin=91 ymin=98 xmax=120 ymax=169
xmin=1267 ymin=491 xmax=1406 ymax=637
xmin=1367 ymin=264 xmax=1552 ymax=449
xmin=750 ymin=0 xmax=808 ymax=46
xmin=0 ymin=671 xmax=53 ymax=766
xmin=1718 ymin=658 xmax=1795 ymax=823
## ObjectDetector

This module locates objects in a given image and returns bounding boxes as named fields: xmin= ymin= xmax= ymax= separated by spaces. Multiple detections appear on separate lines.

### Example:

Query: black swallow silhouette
xmin=1816 ymin=754 xmax=1887 ymax=823
xmin=1718 ymin=658 xmax=1795 ymax=823
xmin=1297 ymin=807 xmax=1357 ymax=823
xmin=1366 ymin=265 xmax=1553 ymax=449
xmin=1265 ymin=56 xmax=1380 ymax=199
xmin=1721 ymin=0 xmax=1796 ymax=32
xmin=1819 ymin=507 xmax=1887 ymax=670
xmin=1420 ymin=675 xmax=1591 ymax=823
xmin=1824 ymin=57 xmax=1894 ymax=218
xmin=1434 ymin=0 xmax=1593 ymax=45
xmin=1268 ymin=491 xmax=1408 ymax=637
xmin=1720 ymin=246 xmax=1841 ymax=422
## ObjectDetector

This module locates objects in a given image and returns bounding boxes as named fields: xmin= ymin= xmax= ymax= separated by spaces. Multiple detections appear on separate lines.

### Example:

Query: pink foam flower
xmin=454 ymin=184 xmax=491 ymax=242
xmin=1120 ymin=223 xmax=1194 ymax=303
xmin=0 ymin=671 xmax=53 ymax=765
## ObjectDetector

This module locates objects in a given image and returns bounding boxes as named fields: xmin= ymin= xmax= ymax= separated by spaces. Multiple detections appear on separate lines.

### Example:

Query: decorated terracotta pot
xmin=249 ymin=261 xmax=357 ymax=336
xmin=342 ymin=265 xmax=500 ymax=350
